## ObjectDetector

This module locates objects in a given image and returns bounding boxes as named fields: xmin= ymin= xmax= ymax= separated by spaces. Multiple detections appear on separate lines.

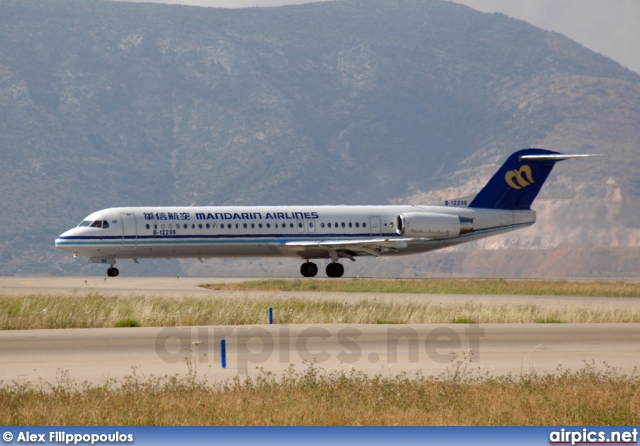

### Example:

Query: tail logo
xmin=505 ymin=165 xmax=534 ymax=189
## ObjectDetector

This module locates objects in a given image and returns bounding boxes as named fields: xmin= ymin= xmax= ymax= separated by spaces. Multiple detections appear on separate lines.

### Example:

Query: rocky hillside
xmin=0 ymin=0 xmax=638 ymax=277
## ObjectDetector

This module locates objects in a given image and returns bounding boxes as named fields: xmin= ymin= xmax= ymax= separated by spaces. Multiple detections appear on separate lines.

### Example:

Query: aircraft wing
xmin=284 ymin=238 xmax=411 ymax=258
xmin=283 ymin=223 xmax=533 ymax=259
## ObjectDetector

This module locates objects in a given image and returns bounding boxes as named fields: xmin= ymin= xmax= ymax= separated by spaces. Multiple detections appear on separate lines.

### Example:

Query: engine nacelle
xmin=396 ymin=212 xmax=473 ymax=238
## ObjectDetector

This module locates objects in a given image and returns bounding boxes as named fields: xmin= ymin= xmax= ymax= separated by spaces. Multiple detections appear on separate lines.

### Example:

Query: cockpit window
xmin=78 ymin=220 xmax=110 ymax=229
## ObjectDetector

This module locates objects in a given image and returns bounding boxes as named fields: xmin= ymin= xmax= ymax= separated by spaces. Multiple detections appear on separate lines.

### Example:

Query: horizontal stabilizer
xmin=520 ymin=153 xmax=602 ymax=161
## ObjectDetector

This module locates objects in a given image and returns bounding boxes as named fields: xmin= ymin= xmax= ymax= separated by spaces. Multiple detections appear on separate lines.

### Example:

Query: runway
xmin=1 ymin=323 xmax=638 ymax=384
xmin=0 ymin=277 xmax=638 ymax=385
xmin=2 ymin=276 xmax=638 ymax=310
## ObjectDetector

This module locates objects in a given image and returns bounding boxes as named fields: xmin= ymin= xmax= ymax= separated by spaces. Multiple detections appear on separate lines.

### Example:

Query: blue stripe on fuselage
xmin=54 ymin=232 xmax=398 ymax=246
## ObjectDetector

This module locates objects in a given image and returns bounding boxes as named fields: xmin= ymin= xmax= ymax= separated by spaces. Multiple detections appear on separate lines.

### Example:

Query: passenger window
xmin=252 ymin=223 xmax=255 ymax=229
xmin=258 ymin=223 xmax=263 ymax=228
xmin=327 ymin=223 xmax=331 ymax=228
xmin=309 ymin=223 xmax=314 ymax=228
xmin=355 ymin=222 xmax=359 ymax=228
xmin=290 ymin=223 xmax=294 ymax=229
xmin=321 ymin=223 xmax=325 ymax=228
xmin=363 ymin=222 xmax=367 ymax=228
xmin=213 ymin=224 xmax=217 ymax=229
xmin=348 ymin=222 xmax=352 ymax=228
xmin=243 ymin=223 xmax=247 ymax=229
xmin=341 ymin=222 xmax=345 ymax=228
xmin=146 ymin=224 xmax=150 ymax=230
xmin=206 ymin=223 xmax=210 ymax=229
xmin=198 ymin=224 xmax=202 ymax=229
xmin=169 ymin=224 xmax=173 ymax=229
xmin=266 ymin=223 xmax=271 ymax=229
xmin=298 ymin=222 xmax=303 ymax=228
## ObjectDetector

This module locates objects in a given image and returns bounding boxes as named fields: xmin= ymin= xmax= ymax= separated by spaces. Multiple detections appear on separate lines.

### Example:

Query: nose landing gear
xmin=89 ymin=257 xmax=118 ymax=277
xmin=107 ymin=267 xmax=119 ymax=277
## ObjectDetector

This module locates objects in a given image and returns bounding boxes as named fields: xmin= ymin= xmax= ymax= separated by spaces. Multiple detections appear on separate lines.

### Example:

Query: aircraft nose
xmin=55 ymin=228 xmax=75 ymax=251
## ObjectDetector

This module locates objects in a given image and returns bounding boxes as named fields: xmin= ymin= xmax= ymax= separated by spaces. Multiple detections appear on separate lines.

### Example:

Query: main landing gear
xmin=300 ymin=261 xmax=344 ymax=278
xmin=107 ymin=267 xmax=119 ymax=277
xmin=300 ymin=262 xmax=318 ymax=277
xmin=326 ymin=262 xmax=344 ymax=278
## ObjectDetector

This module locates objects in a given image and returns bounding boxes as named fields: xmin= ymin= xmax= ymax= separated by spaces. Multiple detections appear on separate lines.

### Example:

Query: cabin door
xmin=120 ymin=213 xmax=138 ymax=250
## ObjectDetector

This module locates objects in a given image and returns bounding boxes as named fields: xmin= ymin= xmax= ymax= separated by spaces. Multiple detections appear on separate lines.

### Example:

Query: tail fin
xmin=468 ymin=148 xmax=595 ymax=210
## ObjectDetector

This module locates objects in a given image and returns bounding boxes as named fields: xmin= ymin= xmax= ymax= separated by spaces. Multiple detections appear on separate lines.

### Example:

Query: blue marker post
xmin=220 ymin=339 xmax=226 ymax=368
xmin=268 ymin=307 xmax=273 ymax=324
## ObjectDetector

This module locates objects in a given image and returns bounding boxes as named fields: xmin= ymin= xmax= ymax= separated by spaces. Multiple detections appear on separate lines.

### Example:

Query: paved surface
xmin=0 ymin=276 xmax=245 ymax=297
xmin=1 ymin=324 xmax=638 ymax=385
xmin=1 ymin=276 xmax=638 ymax=310
xmin=0 ymin=277 xmax=638 ymax=385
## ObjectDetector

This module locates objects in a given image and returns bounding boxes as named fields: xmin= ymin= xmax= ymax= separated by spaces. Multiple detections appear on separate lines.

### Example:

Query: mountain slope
xmin=0 ymin=0 xmax=638 ymax=277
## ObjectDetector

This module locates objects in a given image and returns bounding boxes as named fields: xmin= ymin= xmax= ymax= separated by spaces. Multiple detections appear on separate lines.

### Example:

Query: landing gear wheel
xmin=326 ymin=262 xmax=344 ymax=278
xmin=107 ymin=267 xmax=119 ymax=277
xmin=300 ymin=262 xmax=318 ymax=277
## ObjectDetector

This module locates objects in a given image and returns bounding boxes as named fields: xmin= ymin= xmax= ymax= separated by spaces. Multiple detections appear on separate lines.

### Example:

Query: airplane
xmin=55 ymin=148 xmax=596 ymax=278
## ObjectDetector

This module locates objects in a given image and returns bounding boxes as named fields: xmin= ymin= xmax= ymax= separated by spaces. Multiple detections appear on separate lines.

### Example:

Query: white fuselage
xmin=55 ymin=204 xmax=535 ymax=262
xmin=54 ymin=148 xmax=590 ymax=277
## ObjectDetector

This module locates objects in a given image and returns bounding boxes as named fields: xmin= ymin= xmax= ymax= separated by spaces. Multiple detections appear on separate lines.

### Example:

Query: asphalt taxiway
xmin=0 ymin=277 xmax=638 ymax=384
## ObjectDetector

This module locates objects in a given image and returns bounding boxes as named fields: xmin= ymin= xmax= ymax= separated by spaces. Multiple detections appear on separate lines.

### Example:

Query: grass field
xmin=1 ymin=359 xmax=637 ymax=425
xmin=205 ymin=278 xmax=640 ymax=297
xmin=1 ymin=292 xmax=640 ymax=329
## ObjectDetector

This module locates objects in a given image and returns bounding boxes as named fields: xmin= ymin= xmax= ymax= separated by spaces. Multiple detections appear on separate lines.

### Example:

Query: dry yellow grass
xmin=206 ymin=278 xmax=640 ymax=297
xmin=1 ymin=360 xmax=637 ymax=425
xmin=1 ymin=293 xmax=640 ymax=330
